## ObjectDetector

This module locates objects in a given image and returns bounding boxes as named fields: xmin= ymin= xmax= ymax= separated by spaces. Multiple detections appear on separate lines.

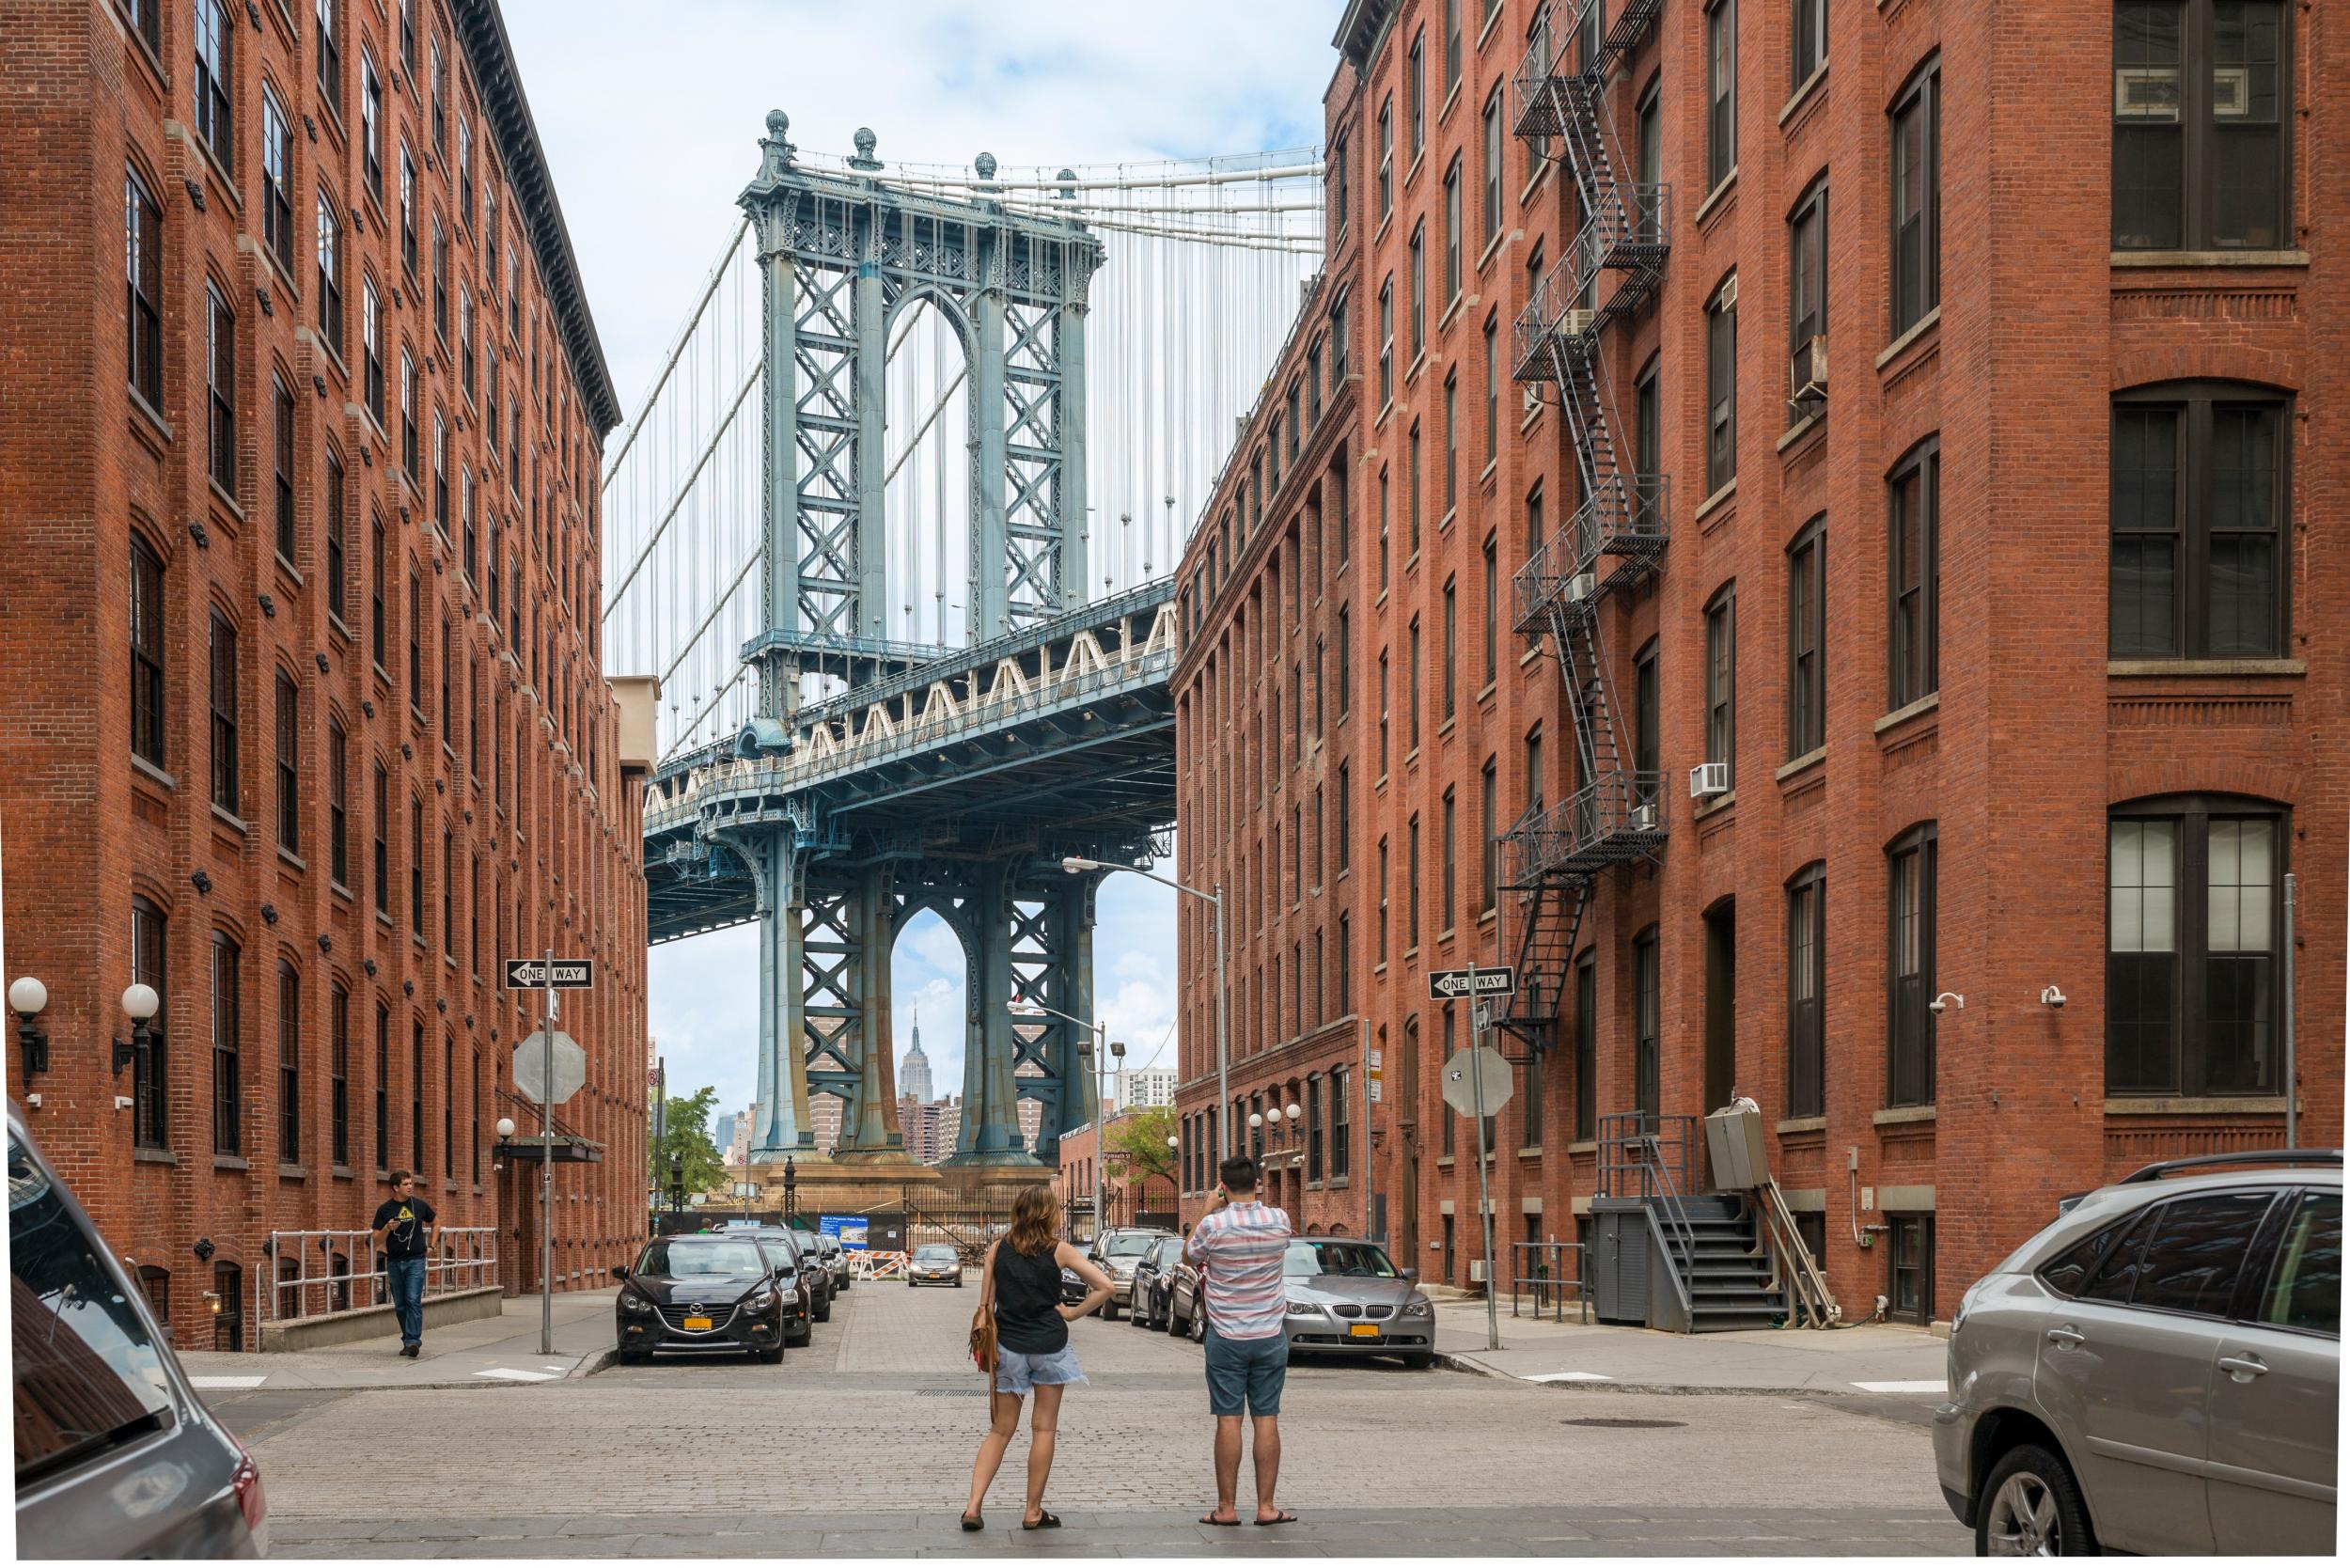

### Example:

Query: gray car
xmin=12 ymin=1105 xmax=270 ymax=1557
xmin=1934 ymin=1151 xmax=2340 ymax=1556
xmin=1088 ymin=1227 xmax=1176 ymax=1320
xmin=1166 ymin=1235 xmax=1437 ymax=1367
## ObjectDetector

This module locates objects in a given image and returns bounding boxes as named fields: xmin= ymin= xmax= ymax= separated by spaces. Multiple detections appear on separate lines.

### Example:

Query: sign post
xmin=1432 ymin=963 xmax=1516 ymax=1353
xmin=507 ymin=952 xmax=593 ymax=1356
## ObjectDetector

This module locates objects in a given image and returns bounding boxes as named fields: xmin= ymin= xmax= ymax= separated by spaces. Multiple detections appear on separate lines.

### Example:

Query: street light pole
xmin=1060 ymin=857 xmax=1230 ymax=1159
xmin=1012 ymin=993 xmax=1109 ymax=1245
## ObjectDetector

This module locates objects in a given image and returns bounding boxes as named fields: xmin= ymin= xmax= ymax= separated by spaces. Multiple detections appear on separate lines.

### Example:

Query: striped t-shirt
xmin=1185 ymin=1201 xmax=1293 ymax=1341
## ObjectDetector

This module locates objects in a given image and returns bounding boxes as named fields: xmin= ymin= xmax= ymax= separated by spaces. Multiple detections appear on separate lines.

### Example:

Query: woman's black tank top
xmin=992 ymin=1241 xmax=1068 ymax=1355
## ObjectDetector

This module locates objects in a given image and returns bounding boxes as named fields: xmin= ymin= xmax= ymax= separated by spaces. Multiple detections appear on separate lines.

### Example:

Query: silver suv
xmin=1935 ymin=1151 xmax=2339 ymax=1555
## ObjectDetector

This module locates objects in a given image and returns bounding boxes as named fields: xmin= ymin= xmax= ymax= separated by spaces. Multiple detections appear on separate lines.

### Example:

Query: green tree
xmin=1105 ymin=1104 xmax=1176 ymax=1189
xmin=654 ymin=1085 xmax=726 ymax=1197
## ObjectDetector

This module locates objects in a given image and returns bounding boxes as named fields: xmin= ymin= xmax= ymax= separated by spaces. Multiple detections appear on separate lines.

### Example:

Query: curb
xmin=1434 ymin=1350 xmax=1921 ymax=1397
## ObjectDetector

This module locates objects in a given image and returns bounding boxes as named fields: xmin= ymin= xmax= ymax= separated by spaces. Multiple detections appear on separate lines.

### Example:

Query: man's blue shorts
xmin=1203 ymin=1324 xmax=1288 ymax=1418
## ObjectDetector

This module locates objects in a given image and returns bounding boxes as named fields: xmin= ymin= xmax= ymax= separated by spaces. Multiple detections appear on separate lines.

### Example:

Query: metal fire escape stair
xmin=1496 ymin=0 xmax=1670 ymax=1048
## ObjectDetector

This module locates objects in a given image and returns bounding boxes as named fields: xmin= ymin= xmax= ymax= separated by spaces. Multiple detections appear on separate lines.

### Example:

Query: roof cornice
xmin=454 ymin=0 xmax=622 ymax=436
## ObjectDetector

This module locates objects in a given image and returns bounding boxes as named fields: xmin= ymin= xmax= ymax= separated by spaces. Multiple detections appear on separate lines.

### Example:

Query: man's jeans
xmin=385 ymin=1256 xmax=427 ymax=1347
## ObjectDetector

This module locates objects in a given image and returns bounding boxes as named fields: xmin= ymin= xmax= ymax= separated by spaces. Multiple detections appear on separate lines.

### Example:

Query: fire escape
xmin=1497 ymin=0 xmax=1670 ymax=1043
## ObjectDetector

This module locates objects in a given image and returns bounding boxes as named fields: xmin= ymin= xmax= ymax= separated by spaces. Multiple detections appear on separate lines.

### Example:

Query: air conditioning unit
xmin=1716 ymin=274 xmax=1738 ymax=310
xmin=1629 ymin=801 xmax=1659 ymax=832
xmin=1563 ymin=571 xmax=1599 ymax=604
xmin=1469 ymin=1259 xmax=1492 ymax=1284
xmin=1560 ymin=307 xmax=1597 ymax=337
xmin=1789 ymin=334 xmax=1827 ymax=406
xmin=1689 ymin=761 xmax=1731 ymax=799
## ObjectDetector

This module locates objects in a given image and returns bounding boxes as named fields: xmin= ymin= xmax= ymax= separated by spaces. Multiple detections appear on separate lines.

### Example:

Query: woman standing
xmin=962 ymin=1184 xmax=1112 ymax=1531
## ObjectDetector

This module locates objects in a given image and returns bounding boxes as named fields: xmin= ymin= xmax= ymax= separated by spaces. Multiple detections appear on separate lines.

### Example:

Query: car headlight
xmin=745 ymin=1289 xmax=776 ymax=1311
xmin=1284 ymin=1299 xmax=1319 ymax=1317
xmin=1400 ymin=1298 xmax=1433 ymax=1317
xmin=619 ymin=1293 xmax=655 ymax=1315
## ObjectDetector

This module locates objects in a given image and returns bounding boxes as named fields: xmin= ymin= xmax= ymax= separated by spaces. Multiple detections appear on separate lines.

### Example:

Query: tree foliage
xmin=654 ymin=1085 xmax=726 ymax=1196
xmin=1106 ymin=1104 xmax=1177 ymax=1187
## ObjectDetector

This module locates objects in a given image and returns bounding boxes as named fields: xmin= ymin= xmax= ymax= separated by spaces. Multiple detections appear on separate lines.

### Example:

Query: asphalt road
xmin=217 ymin=1271 xmax=1967 ymax=1557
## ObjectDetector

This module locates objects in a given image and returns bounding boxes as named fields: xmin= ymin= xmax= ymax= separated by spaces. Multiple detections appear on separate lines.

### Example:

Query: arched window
xmin=316 ymin=191 xmax=344 ymax=358
xmin=1888 ymin=825 xmax=1940 ymax=1108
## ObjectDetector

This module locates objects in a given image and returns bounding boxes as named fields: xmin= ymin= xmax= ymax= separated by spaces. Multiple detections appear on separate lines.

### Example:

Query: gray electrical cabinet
xmin=1588 ymin=1200 xmax=1652 ymax=1324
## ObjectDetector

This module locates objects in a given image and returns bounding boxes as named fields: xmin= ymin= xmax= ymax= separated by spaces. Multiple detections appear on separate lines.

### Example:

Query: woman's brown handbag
xmin=969 ymin=1245 xmax=999 ymax=1375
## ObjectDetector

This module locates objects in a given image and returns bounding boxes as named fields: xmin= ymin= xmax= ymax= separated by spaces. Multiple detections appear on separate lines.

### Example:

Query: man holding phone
xmin=1184 ymin=1155 xmax=1296 ymax=1527
xmin=371 ymin=1170 xmax=437 ymax=1357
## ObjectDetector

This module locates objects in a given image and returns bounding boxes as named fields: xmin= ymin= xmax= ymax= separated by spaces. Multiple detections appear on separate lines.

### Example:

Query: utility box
xmin=609 ymin=675 xmax=662 ymax=776
xmin=1705 ymin=1100 xmax=1770 ymax=1191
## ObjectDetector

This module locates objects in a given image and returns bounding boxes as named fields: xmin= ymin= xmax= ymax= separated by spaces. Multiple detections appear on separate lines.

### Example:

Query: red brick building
xmin=0 ymin=0 xmax=653 ymax=1349
xmin=1174 ymin=0 xmax=2342 ymax=1323
xmin=1057 ymin=1113 xmax=1181 ymax=1233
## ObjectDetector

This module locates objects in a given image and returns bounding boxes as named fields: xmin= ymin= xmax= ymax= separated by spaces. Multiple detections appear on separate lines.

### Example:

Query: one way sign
xmin=1426 ymin=965 xmax=1516 ymax=1001
xmin=505 ymin=958 xmax=594 ymax=990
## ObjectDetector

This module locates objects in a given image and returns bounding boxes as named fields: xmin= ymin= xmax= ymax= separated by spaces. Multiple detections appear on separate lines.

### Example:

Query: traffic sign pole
xmin=540 ymin=946 xmax=555 ymax=1357
xmin=1466 ymin=957 xmax=1500 ymax=1353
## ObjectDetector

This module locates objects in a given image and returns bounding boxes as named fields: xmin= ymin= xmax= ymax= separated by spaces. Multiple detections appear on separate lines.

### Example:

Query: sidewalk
xmin=177 ymin=1289 xmax=619 ymax=1391
xmin=1429 ymin=1294 xmax=1949 ymax=1394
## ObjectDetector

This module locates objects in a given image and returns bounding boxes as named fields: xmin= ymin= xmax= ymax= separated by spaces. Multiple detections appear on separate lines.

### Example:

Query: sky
xmin=501 ymin=1 xmax=1340 ymax=1127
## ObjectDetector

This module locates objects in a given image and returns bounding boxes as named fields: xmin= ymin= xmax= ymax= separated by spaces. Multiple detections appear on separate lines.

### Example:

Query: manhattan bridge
xmin=602 ymin=113 xmax=1322 ymax=1173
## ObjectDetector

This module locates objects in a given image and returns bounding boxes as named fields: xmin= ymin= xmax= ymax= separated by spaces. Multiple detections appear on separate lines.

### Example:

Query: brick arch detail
xmin=2110 ymin=350 xmax=2299 ymax=398
xmin=2107 ymin=766 xmax=2300 ymax=811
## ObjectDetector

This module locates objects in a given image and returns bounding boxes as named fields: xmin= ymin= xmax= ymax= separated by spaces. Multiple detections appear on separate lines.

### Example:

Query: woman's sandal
xmin=1022 ymin=1510 xmax=1061 ymax=1530
xmin=1254 ymin=1511 xmax=1299 ymax=1526
xmin=959 ymin=1513 xmax=984 ymax=1532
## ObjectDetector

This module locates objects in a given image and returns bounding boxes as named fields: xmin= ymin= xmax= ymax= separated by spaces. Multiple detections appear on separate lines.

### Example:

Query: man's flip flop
xmin=1200 ymin=1514 xmax=1243 ymax=1527
xmin=1255 ymin=1512 xmax=1299 ymax=1526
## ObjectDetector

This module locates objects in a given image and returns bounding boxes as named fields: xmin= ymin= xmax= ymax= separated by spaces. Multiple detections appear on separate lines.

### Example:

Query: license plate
xmin=1349 ymin=1323 xmax=1381 ymax=1338
xmin=682 ymin=1315 xmax=713 ymax=1330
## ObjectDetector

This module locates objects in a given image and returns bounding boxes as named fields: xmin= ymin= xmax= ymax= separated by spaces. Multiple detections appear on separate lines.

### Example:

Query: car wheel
xmin=1167 ymin=1299 xmax=1187 ymax=1337
xmin=1103 ymin=1298 xmax=1120 ymax=1322
xmin=789 ymin=1322 xmax=812 ymax=1347
xmin=1189 ymin=1304 xmax=1206 ymax=1343
xmin=757 ymin=1342 xmax=786 ymax=1364
xmin=1401 ymin=1353 xmax=1434 ymax=1370
xmin=1977 ymin=1443 xmax=2095 ymax=1558
xmin=814 ymin=1298 xmax=832 ymax=1323
xmin=615 ymin=1349 xmax=648 ymax=1367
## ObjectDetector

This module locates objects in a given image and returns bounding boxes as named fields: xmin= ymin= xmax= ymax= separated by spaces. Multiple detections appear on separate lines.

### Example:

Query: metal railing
xmin=264 ymin=1226 xmax=499 ymax=1326
xmin=1509 ymin=1241 xmax=1591 ymax=1324
xmin=1501 ymin=773 xmax=1668 ymax=886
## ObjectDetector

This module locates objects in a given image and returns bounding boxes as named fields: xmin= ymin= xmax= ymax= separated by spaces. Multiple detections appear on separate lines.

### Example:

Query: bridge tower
xmin=729 ymin=113 xmax=1109 ymax=1170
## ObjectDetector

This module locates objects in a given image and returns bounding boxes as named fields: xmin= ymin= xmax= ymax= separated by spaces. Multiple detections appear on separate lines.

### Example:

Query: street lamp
xmin=9 ymin=976 xmax=50 ymax=1078
xmin=1063 ymin=855 xmax=1230 ymax=1161
xmin=112 ymin=984 xmax=159 ymax=1077
xmin=1013 ymin=990 xmax=1116 ymax=1242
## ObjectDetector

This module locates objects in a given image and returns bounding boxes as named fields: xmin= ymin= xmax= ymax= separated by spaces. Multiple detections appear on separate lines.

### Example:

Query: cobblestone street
xmin=216 ymin=1275 xmax=1966 ymax=1557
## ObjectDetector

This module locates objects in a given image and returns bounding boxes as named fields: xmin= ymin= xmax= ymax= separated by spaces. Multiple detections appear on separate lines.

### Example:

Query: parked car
xmin=11 ymin=1104 xmax=270 ymax=1557
xmin=1166 ymin=1236 xmax=1435 ymax=1367
xmin=1088 ymin=1226 xmax=1177 ymax=1321
xmin=809 ymin=1231 xmax=854 ymax=1295
xmin=1127 ymin=1235 xmax=1184 ymax=1329
xmin=705 ymin=1225 xmax=828 ymax=1333
xmin=907 ymin=1243 xmax=964 ymax=1287
xmin=613 ymin=1233 xmax=802 ymax=1364
xmin=1934 ymin=1150 xmax=2340 ymax=1556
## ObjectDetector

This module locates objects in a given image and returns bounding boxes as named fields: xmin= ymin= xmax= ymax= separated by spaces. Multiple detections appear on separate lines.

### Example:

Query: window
xmin=1479 ymin=760 xmax=1497 ymax=914
xmin=125 ymin=168 xmax=163 ymax=405
xmin=399 ymin=143 xmax=418 ymax=274
xmin=315 ymin=0 xmax=340 ymax=104
xmin=361 ymin=51 xmax=383 ymax=201
xmin=1634 ymin=642 xmax=1659 ymax=805
xmin=1407 ymin=618 xmax=1422 ymax=749
xmin=1888 ymin=824 xmax=1938 ymax=1107
xmin=372 ymin=763 xmax=388 ymax=915
xmin=1444 ymin=0 xmax=1462 ymax=88
xmin=272 ymin=377 xmax=297 ymax=562
xmin=1378 ymin=280 xmax=1394 ymax=406
xmin=410 ymin=796 xmax=424 ymax=933
xmin=1407 ymin=815 xmax=1421 ymax=949
xmin=208 ymin=611 xmax=238 ymax=813
xmin=1787 ymin=865 xmax=1825 ymax=1118
xmin=2113 ymin=0 xmax=2289 ymax=251
xmin=407 ymin=571 xmax=422 ymax=709
xmin=1573 ymin=951 xmax=1596 ymax=1139
xmin=1888 ymin=438 xmax=1940 ymax=706
xmin=1524 ymin=1026 xmax=1544 ymax=1149
xmin=374 ymin=1001 xmax=389 ymax=1166
xmin=1377 ymin=653 xmax=1390 ymax=776
xmin=457 ymin=116 xmax=474 ymax=228
xmin=1409 ymin=226 xmax=1426 ymax=358
xmin=1441 ymin=790 xmax=1458 ymax=933
xmin=194 ymin=0 xmax=233 ymax=174
xmin=329 ymin=984 xmax=350 ymax=1167
xmin=2109 ymin=798 xmax=2285 ymax=1096
xmin=430 ymin=34 xmax=446 ymax=154
xmin=410 ymin=1019 xmax=424 ymax=1170
xmin=132 ymin=897 xmax=168 ymax=1148
xmin=432 ymin=413 xmax=448 ymax=532
xmin=1481 ymin=86 xmax=1505 ymax=244
xmin=325 ymin=449 xmax=349 ymax=622
xmin=274 ymin=670 xmax=300 ymax=853
xmin=1332 ymin=1067 xmax=1351 ymax=1177
xmin=432 ymin=218 xmax=448 ymax=341
xmin=206 ymin=285 xmax=236 ymax=491
xmin=1377 ymin=96 xmax=1394 ymax=218
xmin=262 ymin=87 xmax=294 ymax=272
xmin=212 ymin=933 xmax=241 ymax=1154
xmin=1786 ymin=519 xmax=1825 ymax=758
xmin=1481 ymin=537 xmax=1497 ymax=684
xmin=1891 ymin=59 xmax=1941 ymax=333
xmin=277 ymin=963 xmax=301 ymax=1162
xmin=1408 ymin=28 xmax=1425 ymax=156
xmin=460 ymin=286 xmax=476 ymax=399
xmin=400 ymin=351 xmax=417 ymax=476
xmin=1887 ymin=1214 xmax=1935 ymax=1325
xmin=1793 ymin=0 xmax=1825 ymax=86
xmin=1408 ymin=426 xmax=1423 ymax=556
xmin=1704 ymin=585 xmax=1736 ymax=782
xmin=1442 ymin=579 xmax=1457 ymax=720
xmin=1443 ymin=158 xmax=1462 ymax=302
xmin=317 ymin=194 xmax=344 ymax=360
xmin=328 ymin=717 xmax=349 ymax=886
xmin=369 ymin=512 xmax=386 ymax=666
xmin=1706 ymin=0 xmax=1736 ymax=188
xmin=130 ymin=535 xmax=165 ymax=768
xmin=1706 ymin=277 xmax=1737 ymax=491
xmin=2258 ymin=1192 xmax=2342 ymax=1335
xmin=1634 ymin=928 xmax=1660 ymax=1116
xmin=1788 ymin=180 xmax=1827 ymax=418
xmin=2110 ymin=384 xmax=2287 ymax=659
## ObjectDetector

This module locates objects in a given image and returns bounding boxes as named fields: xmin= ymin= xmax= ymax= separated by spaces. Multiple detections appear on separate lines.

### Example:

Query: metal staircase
xmin=1498 ymin=0 xmax=1671 ymax=1043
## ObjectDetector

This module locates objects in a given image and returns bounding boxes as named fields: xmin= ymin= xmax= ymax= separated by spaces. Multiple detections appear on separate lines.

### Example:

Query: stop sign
xmin=512 ymin=1029 xmax=587 ymax=1105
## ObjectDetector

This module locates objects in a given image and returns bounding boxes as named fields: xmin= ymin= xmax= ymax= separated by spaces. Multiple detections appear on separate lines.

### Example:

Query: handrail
xmin=1752 ymin=1177 xmax=1841 ymax=1328
xmin=264 ymin=1225 xmax=499 ymax=1326
xmin=1508 ymin=1241 xmax=1590 ymax=1324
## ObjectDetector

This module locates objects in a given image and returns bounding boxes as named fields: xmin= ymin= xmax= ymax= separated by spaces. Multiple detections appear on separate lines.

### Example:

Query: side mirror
xmin=1400 ymin=1267 xmax=1419 ymax=1281
xmin=613 ymin=1265 xmax=630 ymax=1279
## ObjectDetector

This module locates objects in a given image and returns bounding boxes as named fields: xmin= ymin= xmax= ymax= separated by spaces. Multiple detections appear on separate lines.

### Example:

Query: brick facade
xmin=1173 ymin=0 xmax=2342 ymax=1323
xmin=0 ymin=0 xmax=651 ymax=1349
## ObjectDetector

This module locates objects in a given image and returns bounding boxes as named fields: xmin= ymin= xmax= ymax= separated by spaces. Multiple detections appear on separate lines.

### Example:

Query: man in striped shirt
xmin=1186 ymin=1155 xmax=1297 ymax=1527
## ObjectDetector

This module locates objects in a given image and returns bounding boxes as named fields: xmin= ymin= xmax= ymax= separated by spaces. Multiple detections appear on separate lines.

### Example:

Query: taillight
xmin=226 ymin=1427 xmax=269 ymax=1556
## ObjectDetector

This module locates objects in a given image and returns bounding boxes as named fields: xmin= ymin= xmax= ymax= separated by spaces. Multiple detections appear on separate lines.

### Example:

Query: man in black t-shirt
xmin=372 ymin=1169 xmax=437 ymax=1356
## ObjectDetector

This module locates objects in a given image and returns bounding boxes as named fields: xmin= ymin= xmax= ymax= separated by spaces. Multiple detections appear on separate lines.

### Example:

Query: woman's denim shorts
xmin=995 ymin=1341 xmax=1087 ymax=1395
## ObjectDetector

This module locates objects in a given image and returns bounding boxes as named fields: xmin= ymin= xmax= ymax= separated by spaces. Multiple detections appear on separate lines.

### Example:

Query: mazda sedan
xmin=907 ymin=1243 xmax=964 ymax=1286
xmin=614 ymin=1235 xmax=800 ymax=1364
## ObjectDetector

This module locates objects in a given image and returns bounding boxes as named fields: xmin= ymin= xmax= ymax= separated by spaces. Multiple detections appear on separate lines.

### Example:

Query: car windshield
xmin=1104 ymin=1233 xmax=1161 ymax=1258
xmin=11 ymin=1128 xmax=177 ymax=1486
xmin=636 ymin=1239 xmax=767 ymax=1277
xmin=914 ymin=1247 xmax=958 ymax=1262
xmin=1283 ymin=1240 xmax=1399 ymax=1278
